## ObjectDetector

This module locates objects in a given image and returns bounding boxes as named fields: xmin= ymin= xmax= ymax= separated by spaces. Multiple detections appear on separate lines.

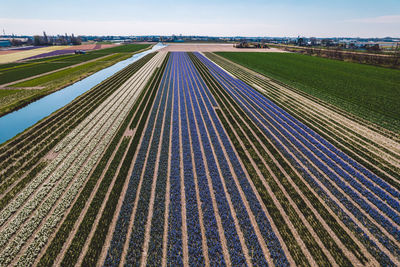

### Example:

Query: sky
xmin=0 ymin=0 xmax=399 ymax=37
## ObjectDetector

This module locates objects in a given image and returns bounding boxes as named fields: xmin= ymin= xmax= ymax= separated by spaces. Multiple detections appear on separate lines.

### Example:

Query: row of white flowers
xmin=0 ymin=102 xmax=126 ymax=251
xmin=14 ymin=55 xmax=166 ymax=266
xmin=0 ymin=54 xmax=162 ymax=230
xmin=0 ymin=53 xmax=166 ymax=266
xmin=0 ymin=83 xmax=131 ymax=228
xmin=52 ymin=52 xmax=163 ymax=154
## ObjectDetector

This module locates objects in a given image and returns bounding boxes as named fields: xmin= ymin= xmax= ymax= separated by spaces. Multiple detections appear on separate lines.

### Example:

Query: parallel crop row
xmin=56 ymin=52 xmax=166 ymax=267
xmin=192 ymin=52 xmax=400 ymax=266
xmin=104 ymin=52 xmax=291 ymax=266
xmin=104 ymin=53 xmax=170 ymax=266
xmin=0 ymin=53 xmax=156 ymax=214
xmin=2 ymin=50 xmax=398 ymax=266
xmin=0 ymin=52 xmax=165 ymax=266
xmin=38 ymin=54 xmax=163 ymax=267
xmin=206 ymin=52 xmax=400 ymax=190
xmin=77 ymin=53 xmax=169 ymax=267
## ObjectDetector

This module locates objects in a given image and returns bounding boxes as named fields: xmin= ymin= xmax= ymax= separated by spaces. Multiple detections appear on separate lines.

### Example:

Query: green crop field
xmin=0 ymin=62 xmax=75 ymax=85
xmin=216 ymin=52 xmax=400 ymax=132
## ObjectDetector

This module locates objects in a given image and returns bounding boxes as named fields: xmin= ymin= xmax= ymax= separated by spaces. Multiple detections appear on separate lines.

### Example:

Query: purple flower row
xmin=181 ymin=53 xmax=245 ymax=264
xmin=23 ymin=49 xmax=74 ymax=60
xmin=104 ymin=59 xmax=169 ymax=266
xmin=189 ymin=58 xmax=290 ymax=266
xmin=183 ymin=52 xmax=268 ymax=266
xmin=195 ymin=52 xmax=399 ymax=264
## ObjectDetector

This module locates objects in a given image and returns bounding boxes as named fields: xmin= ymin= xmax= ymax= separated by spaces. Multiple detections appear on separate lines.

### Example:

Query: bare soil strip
xmin=177 ymin=69 xmax=190 ymax=267
xmin=160 ymin=43 xmax=285 ymax=53
xmin=161 ymin=81 xmax=174 ymax=267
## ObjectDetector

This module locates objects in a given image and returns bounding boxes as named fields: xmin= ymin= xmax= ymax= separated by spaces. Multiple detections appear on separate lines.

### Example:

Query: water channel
xmin=0 ymin=43 xmax=166 ymax=144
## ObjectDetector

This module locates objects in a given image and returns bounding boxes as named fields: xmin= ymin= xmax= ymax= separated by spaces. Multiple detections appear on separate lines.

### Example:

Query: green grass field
xmin=217 ymin=52 xmax=400 ymax=132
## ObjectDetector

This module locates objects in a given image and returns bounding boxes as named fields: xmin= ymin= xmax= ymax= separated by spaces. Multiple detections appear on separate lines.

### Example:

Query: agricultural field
xmin=0 ymin=44 xmax=151 ymax=117
xmin=0 ymin=48 xmax=399 ymax=266
xmin=216 ymin=52 xmax=400 ymax=132
xmin=0 ymin=46 xmax=71 ymax=64
xmin=0 ymin=44 xmax=151 ymax=86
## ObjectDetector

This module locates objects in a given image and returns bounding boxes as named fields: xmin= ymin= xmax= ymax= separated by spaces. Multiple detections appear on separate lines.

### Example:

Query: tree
xmin=33 ymin=35 xmax=41 ymax=46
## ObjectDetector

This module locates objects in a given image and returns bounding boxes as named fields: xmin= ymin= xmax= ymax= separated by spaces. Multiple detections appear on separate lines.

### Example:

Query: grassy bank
xmin=216 ymin=52 xmax=400 ymax=132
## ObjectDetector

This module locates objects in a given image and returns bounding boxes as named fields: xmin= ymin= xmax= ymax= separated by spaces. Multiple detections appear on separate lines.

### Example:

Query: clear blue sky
xmin=0 ymin=0 xmax=399 ymax=37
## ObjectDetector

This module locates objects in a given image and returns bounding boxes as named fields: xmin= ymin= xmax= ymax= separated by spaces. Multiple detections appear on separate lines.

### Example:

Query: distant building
xmin=0 ymin=40 xmax=11 ymax=47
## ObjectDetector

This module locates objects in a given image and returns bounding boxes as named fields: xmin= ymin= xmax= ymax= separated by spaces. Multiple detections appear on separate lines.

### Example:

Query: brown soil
xmin=44 ymin=151 xmax=58 ymax=161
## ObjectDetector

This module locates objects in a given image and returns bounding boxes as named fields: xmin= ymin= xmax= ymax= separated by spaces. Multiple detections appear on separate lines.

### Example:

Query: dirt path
xmin=177 ymin=67 xmax=190 ymax=267
xmin=161 ymin=80 xmax=173 ymax=267
xmin=0 ymin=86 xmax=45 ymax=90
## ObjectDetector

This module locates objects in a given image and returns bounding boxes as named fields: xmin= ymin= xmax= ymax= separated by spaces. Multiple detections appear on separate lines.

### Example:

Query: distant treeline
xmin=270 ymin=44 xmax=400 ymax=69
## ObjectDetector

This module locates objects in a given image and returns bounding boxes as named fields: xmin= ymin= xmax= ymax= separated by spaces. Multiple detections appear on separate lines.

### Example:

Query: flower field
xmin=0 ymin=50 xmax=399 ymax=266
xmin=22 ymin=44 xmax=118 ymax=60
xmin=0 ymin=46 xmax=70 ymax=64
